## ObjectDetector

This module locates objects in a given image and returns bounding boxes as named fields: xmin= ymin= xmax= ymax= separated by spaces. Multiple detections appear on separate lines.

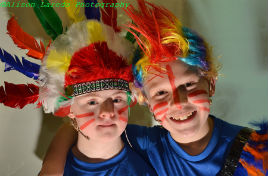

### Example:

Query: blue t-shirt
xmin=123 ymin=115 xmax=243 ymax=176
xmin=63 ymin=144 xmax=157 ymax=176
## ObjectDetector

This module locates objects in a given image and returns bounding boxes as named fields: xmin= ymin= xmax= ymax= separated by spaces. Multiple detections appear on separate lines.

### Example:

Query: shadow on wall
xmin=34 ymin=113 xmax=64 ymax=159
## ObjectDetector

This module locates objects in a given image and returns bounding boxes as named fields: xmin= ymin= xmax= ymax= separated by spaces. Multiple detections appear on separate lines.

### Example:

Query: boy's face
xmin=69 ymin=89 xmax=129 ymax=142
xmin=143 ymin=60 xmax=213 ymax=142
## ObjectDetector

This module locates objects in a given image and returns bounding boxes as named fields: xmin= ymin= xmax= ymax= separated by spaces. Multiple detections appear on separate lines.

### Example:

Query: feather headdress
xmin=0 ymin=0 xmax=134 ymax=117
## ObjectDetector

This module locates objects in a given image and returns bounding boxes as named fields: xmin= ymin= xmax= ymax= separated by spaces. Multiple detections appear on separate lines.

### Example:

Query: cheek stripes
xmin=155 ymin=108 xmax=168 ymax=117
xmin=198 ymin=106 xmax=210 ymax=112
xmin=117 ymin=98 xmax=137 ymax=115
xmin=119 ymin=116 xmax=128 ymax=122
xmin=166 ymin=65 xmax=182 ymax=110
xmin=152 ymin=102 xmax=168 ymax=111
xmin=80 ymin=119 xmax=95 ymax=130
xmin=152 ymin=102 xmax=169 ymax=123
xmin=188 ymin=90 xmax=208 ymax=97
xmin=193 ymin=99 xmax=210 ymax=104
xmin=76 ymin=112 xmax=94 ymax=118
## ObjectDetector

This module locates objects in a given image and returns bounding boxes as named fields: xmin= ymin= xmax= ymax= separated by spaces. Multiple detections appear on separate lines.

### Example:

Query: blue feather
xmin=0 ymin=48 xmax=40 ymax=80
xmin=84 ymin=0 xmax=100 ymax=20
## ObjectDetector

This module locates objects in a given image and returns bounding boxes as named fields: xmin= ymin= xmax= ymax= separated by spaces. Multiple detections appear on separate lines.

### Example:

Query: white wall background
xmin=0 ymin=0 xmax=267 ymax=175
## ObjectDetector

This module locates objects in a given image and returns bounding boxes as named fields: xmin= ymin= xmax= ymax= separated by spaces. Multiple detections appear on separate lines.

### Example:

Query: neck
xmin=173 ymin=117 xmax=214 ymax=156
xmin=73 ymin=135 xmax=124 ymax=163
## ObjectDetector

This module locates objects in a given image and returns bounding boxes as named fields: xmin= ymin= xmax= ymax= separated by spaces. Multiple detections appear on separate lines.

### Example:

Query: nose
xmin=171 ymin=85 xmax=188 ymax=109
xmin=99 ymin=98 xmax=115 ymax=119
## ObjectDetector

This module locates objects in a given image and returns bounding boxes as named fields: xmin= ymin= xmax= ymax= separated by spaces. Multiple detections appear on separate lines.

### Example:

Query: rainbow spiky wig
xmin=124 ymin=0 xmax=219 ymax=88
xmin=0 ymin=0 xmax=134 ymax=117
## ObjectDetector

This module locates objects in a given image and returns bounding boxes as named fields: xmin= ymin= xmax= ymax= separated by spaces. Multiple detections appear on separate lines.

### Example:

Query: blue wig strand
xmin=179 ymin=27 xmax=209 ymax=71
xmin=132 ymin=47 xmax=144 ymax=88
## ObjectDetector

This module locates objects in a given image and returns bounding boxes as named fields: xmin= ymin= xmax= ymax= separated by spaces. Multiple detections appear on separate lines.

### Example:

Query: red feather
xmin=101 ymin=0 xmax=120 ymax=32
xmin=0 ymin=82 xmax=39 ymax=109
xmin=7 ymin=16 xmax=45 ymax=60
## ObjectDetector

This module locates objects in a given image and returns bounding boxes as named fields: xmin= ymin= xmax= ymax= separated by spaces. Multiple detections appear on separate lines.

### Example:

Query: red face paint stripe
xmin=193 ymin=99 xmax=210 ymax=104
xmin=118 ymin=106 xmax=128 ymax=115
xmin=166 ymin=65 xmax=182 ymax=110
xmin=130 ymin=98 xmax=137 ymax=108
xmin=198 ymin=106 xmax=210 ymax=112
xmin=80 ymin=119 xmax=95 ymax=130
xmin=119 ymin=116 xmax=128 ymax=122
xmin=160 ymin=114 xmax=167 ymax=122
xmin=76 ymin=112 xmax=94 ymax=118
xmin=188 ymin=90 xmax=208 ymax=98
xmin=152 ymin=102 xmax=168 ymax=111
xmin=154 ymin=108 xmax=168 ymax=117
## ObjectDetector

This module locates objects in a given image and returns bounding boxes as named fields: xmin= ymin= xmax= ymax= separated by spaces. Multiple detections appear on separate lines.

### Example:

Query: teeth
xmin=171 ymin=111 xmax=193 ymax=121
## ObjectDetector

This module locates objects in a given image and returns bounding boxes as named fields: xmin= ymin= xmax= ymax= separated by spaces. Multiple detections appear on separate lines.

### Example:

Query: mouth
xmin=169 ymin=111 xmax=197 ymax=123
xmin=98 ymin=123 xmax=115 ymax=128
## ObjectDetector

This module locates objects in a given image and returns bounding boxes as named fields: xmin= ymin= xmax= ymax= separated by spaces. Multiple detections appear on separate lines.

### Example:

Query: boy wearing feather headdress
xmin=38 ymin=0 xmax=268 ymax=175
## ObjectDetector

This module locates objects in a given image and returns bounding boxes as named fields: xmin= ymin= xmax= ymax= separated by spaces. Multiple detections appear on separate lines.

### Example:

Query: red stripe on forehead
xmin=76 ymin=112 xmax=94 ymax=118
xmin=193 ymin=99 xmax=210 ymax=104
xmin=80 ymin=119 xmax=95 ymax=130
xmin=152 ymin=102 xmax=168 ymax=111
xmin=166 ymin=65 xmax=182 ymax=110
xmin=188 ymin=90 xmax=208 ymax=98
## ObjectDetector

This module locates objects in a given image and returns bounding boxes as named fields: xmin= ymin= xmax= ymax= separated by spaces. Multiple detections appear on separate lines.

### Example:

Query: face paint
xmin=80 ymin=119 xmax=95 ymax=130
xmin=198 ymin=106 xmax=210 ymax=112
xmin=117 ymin=98 xmax=137 ymax=115
xmin=193 ymin=99 xmax=210 ymax=104
xmin=119 ymin=116 xmax=128 ymax=122
xmin=188 ymin=90 xmax=208 ymax=98
xmin=76 ymin=112 xmax=94 ymax=118
xmin=152 ymin=101 xmax=168 ymax=112
xmin=166 ymin=65 xmax=182 ymax=110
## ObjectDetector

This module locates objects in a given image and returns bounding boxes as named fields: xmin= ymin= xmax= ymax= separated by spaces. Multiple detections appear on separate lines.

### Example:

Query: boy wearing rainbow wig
xmin=40 ymin=0 xmax=267 ymax=175
xmin=0 ymin=0 xmax=156 ymax=175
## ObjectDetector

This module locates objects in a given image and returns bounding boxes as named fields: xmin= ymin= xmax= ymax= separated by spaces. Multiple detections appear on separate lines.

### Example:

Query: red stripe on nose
xmin=166 ymin=65 xmax=182 ymax=110
xmin=152 ymin=102 xmax=168 ymax=112
xmin=188 ymin=90 xmax=208 ymax=98
xmin=80 ymin=119 xmax=95 ymax=130
xmin=76 ymin=112 xmax=94 ymax=118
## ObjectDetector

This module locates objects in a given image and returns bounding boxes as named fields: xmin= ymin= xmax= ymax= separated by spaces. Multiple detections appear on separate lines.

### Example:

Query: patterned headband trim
xmin=66 ymin=79 xmax=130 ymax=97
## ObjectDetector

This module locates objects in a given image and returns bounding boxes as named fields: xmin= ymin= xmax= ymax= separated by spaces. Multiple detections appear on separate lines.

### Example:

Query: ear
xmin=208 ymin=77 xmax=216 ymax=97
xmin=68 ymin=112 xmax=75 ymax=119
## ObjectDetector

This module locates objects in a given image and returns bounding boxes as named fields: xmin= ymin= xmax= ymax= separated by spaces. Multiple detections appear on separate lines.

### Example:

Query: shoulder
xmin=212 ymin=115 xmax=244 ymax=140
xmin=122 ymin=146 xmax=157 ymax=175
xmin=126 ymin=124 xmax=167 ymax=139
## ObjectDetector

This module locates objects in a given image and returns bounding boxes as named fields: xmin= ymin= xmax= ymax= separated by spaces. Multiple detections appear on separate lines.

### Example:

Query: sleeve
xmin=123 ymin=124 xmax=160 ymax=159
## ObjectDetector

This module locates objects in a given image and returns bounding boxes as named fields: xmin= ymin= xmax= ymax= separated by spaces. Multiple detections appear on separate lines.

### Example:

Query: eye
xmin=156 ymin=90 xmax=167 ymax=96
xmin=88 ymin=100 xmax=97 ymax=105
xmin=185 ymin=82 xmax=196 ymax=88
xmin=113 ymin=98 xmax=121 ymax=103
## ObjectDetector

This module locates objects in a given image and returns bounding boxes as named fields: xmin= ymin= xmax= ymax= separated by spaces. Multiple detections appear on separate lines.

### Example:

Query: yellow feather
xmin=46 ymin=49 xmax=72 ymax=73
xmin=63 ymin=0 xmax=85 ymax=23
xmin=86 ymin=21 xmax=106 ymax=44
